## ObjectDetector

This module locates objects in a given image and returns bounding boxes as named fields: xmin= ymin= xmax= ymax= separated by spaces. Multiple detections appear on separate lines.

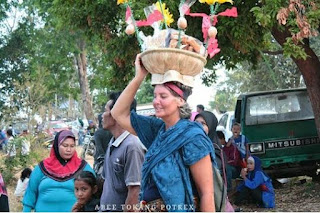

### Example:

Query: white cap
xmin=151 ymin=70 xmax=195 ymax=87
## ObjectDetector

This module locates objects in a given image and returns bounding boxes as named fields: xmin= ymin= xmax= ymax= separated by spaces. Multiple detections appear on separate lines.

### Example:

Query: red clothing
xmin=43 ymin=148 xmax=83 ymax=179
xmin=41 ymin=130 xmax=85 ymax=181
xmin=0 ymin=173 xmax=8 ymax=196
xmin=223 ymin=143 xmax=241 ymax=167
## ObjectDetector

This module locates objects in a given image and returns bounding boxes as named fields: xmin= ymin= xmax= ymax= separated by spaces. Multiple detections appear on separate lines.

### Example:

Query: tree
xmin=0 ymin=20 xmax=39 ymax=121
xmin=11 ymin=68 xmax=54 ymax=130
xmin=210 ymin=88 xmax=237 ymax=113
xmin=23 ymin=1 xmax=104 ymax=121
xmin=2 ymin=0 xmax=319 ymax=135
xmin=73 ymin=36 xmax=95 ymax=121
xmin=30 ymin=0 xmax=139 ymax=84
xmin=249 ymin=1 xmax=320 ymax=136
xmin=131 ymin=1 xmax=320 ymax=136
xmin=136 ymin=80 xmax=154 ymax=104
xmin=0 ymin=12 xmax=82 ymax=123
xmin=212 ymin=49 xmax=305 ymax=113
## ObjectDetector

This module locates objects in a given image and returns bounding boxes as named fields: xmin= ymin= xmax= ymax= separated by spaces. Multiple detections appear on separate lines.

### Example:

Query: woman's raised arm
xmin=111 ymin=54 xmax=149 ymax=135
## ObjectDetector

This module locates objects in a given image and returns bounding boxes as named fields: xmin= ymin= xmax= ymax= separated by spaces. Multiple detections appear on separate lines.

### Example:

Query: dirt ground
xmin=8 ymin=175 xmax=320 ymax=212
xmin=230 ymin=176 xmax=320 ymax=212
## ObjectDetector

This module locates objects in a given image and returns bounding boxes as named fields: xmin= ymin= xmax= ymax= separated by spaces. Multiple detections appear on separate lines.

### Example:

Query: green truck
xmin=234 ymin=88 xmax=320 ymax=179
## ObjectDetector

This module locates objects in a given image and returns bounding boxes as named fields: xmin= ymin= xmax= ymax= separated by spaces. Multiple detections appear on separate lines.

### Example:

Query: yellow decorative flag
xmin=117 ymin=0 xmax=128 ymax=5
xmin=155 ymin=1 xmax=174 ymax=26
xmin=199 ymin=0 xmax=233 ymax=5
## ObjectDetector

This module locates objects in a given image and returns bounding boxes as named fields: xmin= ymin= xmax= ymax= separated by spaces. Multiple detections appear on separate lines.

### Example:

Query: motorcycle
xmin=94 ymin=155 xmax=105 ymax=177
xmin=81 ymin=134 xmax=96 ymax=159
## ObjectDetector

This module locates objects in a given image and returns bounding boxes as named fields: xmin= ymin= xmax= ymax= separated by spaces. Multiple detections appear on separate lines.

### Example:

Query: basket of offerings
xmin=141 ymin=48 xmax=206 ymax=76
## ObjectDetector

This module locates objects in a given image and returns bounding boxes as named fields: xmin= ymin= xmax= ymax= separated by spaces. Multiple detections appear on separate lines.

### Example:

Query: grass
xmin=7 ymin=184 xmax=23 ymax=212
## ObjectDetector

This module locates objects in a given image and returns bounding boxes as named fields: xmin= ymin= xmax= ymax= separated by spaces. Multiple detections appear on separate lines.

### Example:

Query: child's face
xmin=74 ymin=180 xmax=97 ymax=205
xmin=247 ymin=161 xmax=255 ymax=171
xmin=232 ymin=125 xmax=241 ymax=138
xmin=195 ymin=116 xmax=209 ymax=135
xmin=219 ymin=138 xmax=226 ymax=145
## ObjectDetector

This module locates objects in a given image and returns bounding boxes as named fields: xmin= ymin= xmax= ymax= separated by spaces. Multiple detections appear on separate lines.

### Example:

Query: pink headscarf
xmin=190 ymin=111 xmax=199 ymax=121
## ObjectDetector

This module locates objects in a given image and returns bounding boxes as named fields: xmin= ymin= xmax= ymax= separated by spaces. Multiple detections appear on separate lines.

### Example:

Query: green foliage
xmin=212 ymin=88 xmax=237 ymax=112
xmin=283 ymin=38 xmax=308 ymax=60
xmin=250 ymin=7 xmax=272 ymax=27
xmin=0 ymin=22 xmax=34 ymax=91
xmin=212 ymin=51 xmax=303 ymax=112
xmin=307 ymin=8 xmax=320 ymax=29
xmin=0 ymin=134 xmax=50 ymax=184
xmin=201 ymin=68 xmax=218 ymax=87
xmin=0 ymin=17 xmax=82 ymax=121
xmin=251 ymin=0 xmax=320 ymax=60
xmin=27 ymin=0 xmax=273 ymax=86
xmin=136 ymin=80 xmax=154 ymax=104
xmin=0 ymin=0 xmax=15 ymax=22
xmin=250 ymin=0 xmax=285 ymax=29
xmin=1 ymin=0 xmax=319 ymax=123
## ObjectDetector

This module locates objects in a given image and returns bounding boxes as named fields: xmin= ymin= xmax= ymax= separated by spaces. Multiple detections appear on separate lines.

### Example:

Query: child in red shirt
xmin=217 ymin=131 xmax=242 ymax=192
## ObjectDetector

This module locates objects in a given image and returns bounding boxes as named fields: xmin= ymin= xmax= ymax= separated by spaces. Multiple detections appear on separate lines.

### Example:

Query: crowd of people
xmin=0 ymin=128 xmax=31 ymax=212
xmin=0 ymin=129 xmax=31 ymax=157
xmin=0 ymin=53 xmax=276 ymax=212
xmin=192 ymin=110 xmax=275 ymax=211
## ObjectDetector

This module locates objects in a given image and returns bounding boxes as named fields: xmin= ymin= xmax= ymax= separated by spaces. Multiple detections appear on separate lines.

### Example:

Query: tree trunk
xmin=272 ymin=27 xmax=320 ymax=137
xmin=73 ymin=39 xmax=95 ymax=122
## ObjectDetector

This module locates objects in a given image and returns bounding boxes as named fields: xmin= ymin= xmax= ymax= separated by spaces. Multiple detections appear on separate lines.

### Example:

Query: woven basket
xmin=140 ymin=48 xmax=207 ymax=77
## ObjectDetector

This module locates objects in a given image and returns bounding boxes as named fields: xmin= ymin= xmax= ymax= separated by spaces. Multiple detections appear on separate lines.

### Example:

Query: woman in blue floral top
xmin=111 ymin=54 xmax=216 ymax=212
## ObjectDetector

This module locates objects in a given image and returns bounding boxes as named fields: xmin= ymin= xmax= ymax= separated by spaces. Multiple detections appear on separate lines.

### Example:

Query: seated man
xmin=93 ymin=114 xmax=113 ymax=177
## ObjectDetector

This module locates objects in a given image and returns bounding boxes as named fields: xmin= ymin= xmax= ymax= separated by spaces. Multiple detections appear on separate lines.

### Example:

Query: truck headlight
xmin=249 ymin=143 xmax=264 ymax=153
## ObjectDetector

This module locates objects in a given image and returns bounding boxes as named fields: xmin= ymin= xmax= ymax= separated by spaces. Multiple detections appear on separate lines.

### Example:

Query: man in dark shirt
xmin=197 ymin=104 xmax=205 ymax=113
xmin=93 ymin=114 xmax=113 ymax=177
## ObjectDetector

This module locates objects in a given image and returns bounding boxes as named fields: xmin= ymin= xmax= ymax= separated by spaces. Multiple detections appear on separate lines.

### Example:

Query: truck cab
xmin=235 ymin=88 xmax=320 ymax=179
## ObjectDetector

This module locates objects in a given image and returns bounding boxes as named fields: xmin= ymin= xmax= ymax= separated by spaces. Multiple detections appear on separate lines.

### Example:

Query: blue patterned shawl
xmin=131 ymin=112 xmax=215 ymax=211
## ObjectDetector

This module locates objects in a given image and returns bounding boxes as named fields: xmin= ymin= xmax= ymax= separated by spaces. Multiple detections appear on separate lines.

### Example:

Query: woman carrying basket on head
xmin=111 ymin=54 xmax=215 ymax=212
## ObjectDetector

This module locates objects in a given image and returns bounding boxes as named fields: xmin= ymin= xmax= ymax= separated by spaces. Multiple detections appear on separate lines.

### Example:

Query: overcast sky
xmin=188 ymin=67 xmax=226 ymax=112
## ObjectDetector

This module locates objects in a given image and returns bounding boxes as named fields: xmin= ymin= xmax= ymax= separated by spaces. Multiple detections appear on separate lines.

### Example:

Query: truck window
xmin=245 ymin=91 xmax=314 ymax=125
xmin=235 ymin=100 xmax=242 ymax=124
xmin=229 ymin=114 xmax=234 ymax=131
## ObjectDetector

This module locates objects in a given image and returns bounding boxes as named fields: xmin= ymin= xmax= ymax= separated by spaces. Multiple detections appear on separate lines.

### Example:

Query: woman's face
xmin=153 ymin=85 xmax=182 ymax=120
xmin=195 ymin=116 xmax=209 ymax=135
xmin=247 ymin=161 xmax=255 ymax=171
xmin=74 ymin=180 xmax=96 ymax=205
xmin=59 ymin=138 xmax=76 ymax=160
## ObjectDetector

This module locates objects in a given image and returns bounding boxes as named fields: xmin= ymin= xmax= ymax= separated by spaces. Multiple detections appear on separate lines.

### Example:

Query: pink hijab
xmin=190 ymin=111 xmax=199 ymax=121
